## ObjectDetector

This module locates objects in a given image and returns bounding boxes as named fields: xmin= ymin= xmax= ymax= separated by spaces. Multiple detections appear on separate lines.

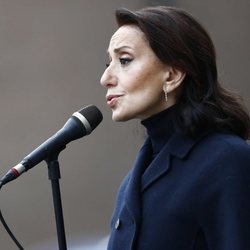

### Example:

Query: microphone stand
xmin=46 ymin=151 xmax=67 ymax=250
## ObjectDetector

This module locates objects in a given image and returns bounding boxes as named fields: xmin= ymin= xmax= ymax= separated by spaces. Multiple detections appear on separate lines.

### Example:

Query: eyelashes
xmin=119 ymin=58 xmax=133 ymax=66
xmin=105 ymin=57 xmax=133 ymax=68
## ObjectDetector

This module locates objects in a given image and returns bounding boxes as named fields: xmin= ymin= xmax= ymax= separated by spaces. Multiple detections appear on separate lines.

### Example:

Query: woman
xmin=100 ymin=6 xmax=250 ymax=250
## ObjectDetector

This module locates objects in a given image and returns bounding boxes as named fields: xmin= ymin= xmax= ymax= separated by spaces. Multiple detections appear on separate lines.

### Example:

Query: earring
xmin=163 ymin=83 xmax=168 ymax=102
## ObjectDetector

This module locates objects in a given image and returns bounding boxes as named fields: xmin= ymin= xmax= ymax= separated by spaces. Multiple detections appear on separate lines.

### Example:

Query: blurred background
xmin=0 ymin=0 xmax=249 ymax=249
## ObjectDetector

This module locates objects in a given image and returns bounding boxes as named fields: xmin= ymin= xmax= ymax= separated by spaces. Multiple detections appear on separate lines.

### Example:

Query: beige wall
xmin=0 ymin=1 xmax=144 ymax=249
xmin=0 ymin=0 xmax=249 ymax=249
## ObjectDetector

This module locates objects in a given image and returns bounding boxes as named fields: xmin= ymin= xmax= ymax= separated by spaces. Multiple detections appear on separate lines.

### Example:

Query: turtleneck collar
xmin=141 ymin=105 xmax=177 ymax=158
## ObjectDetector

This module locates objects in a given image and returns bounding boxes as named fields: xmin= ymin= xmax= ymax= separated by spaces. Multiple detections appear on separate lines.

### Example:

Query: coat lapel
xmin=124 ymin=131 xmax=208 ymax=221
xmin=141 ymin=132 xmax=208 ymax=191
xmin=125 ymin=138 xmax=152 ymax=222
xmin=141 ymin=142 xmax=171 ymax=192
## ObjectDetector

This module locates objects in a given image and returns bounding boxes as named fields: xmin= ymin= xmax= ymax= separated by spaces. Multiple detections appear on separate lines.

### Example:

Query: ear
xmin=164 ymin=67 xmax=186 ymax=93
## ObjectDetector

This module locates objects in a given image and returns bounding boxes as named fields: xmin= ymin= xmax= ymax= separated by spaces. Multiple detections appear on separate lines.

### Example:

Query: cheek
xmin=121 ymin=61 xmax=164 ymax=98
xmin=125 ymin=69 xmax=152 ymax=92
xmin=130 ymin=72 xmax=162 ymax=96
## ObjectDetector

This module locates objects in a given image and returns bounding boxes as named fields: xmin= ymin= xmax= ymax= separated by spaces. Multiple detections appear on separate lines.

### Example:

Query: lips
xmin=106 ymin=94 xmax=123 ymax=107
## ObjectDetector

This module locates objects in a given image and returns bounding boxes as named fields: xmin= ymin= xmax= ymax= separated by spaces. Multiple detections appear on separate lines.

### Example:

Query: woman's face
xmin=100 ymin=25 xmax=169 ymax=121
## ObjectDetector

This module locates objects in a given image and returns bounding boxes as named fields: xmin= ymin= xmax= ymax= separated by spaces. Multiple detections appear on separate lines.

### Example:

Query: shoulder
xmin=192 ymin=132 xmax=250 ymax=184
xmin=179 ymin=131 xmax=250 ymax=179
xmin=173 ymin=130 xmax=250 ymax=164
xmin=200 ymin=134 xmax=250 ymax=210
xmin=199 ymin=132 xmax=250 ymax=161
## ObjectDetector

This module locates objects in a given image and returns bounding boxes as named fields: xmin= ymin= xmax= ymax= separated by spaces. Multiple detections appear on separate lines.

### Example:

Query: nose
xmin=100 ymin=66 xmax=117 ymax=88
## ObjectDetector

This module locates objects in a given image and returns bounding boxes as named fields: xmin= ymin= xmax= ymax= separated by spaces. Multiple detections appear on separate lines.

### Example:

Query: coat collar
xmin=141 ymin=131 xmax=208 ymax=191
xmin=124 ymin=131 xmax=208 ymax=222
xmin=168 ymin=132 xmax=206 ymax=158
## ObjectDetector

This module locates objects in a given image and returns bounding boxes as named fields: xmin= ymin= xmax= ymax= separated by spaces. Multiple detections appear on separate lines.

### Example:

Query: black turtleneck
xmin=141 ymin=105 xmax=177 ymax=159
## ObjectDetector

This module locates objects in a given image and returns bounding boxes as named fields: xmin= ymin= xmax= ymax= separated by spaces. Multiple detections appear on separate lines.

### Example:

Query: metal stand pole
xmin=47 ymin=154 xmax=67 ymax=250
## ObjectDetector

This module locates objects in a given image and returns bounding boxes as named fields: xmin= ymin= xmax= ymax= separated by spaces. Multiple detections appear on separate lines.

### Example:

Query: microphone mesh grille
xmin=77 ymin=105 xmax=103 ymax=131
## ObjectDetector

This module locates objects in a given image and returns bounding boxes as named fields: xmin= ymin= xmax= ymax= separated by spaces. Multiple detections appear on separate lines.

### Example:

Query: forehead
xmin=108 ymin=25 xmax=147 ymax=52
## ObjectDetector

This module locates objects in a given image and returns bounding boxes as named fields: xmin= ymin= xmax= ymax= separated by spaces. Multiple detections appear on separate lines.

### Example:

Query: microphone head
xmin=73 ymin=105 xmax=103 ymax=134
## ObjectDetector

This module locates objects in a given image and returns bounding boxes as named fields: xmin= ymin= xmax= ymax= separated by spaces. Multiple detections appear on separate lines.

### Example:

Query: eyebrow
xmin=107 ymin=45 xmax=132 ymax=55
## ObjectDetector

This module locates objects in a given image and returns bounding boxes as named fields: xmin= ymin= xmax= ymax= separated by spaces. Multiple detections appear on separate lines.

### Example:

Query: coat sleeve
xmin=198 ymin=142 xmax=250 ymax=250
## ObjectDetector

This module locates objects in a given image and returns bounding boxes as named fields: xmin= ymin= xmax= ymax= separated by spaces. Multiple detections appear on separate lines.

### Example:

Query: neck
xmin=141 ymin=105 xmax=177 ymax=157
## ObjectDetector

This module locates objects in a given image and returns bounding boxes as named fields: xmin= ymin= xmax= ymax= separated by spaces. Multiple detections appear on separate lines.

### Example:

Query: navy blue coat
xmin=108 ymin=131 xmax=250 ymax=250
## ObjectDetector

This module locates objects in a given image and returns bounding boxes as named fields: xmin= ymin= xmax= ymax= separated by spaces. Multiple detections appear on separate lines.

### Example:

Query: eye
xmin=119 ymin=57 xmax=133 ymax=66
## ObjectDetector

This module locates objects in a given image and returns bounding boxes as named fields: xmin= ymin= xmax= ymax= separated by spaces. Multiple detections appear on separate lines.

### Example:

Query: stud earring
xmin=163 ymin=83 xmax=168 ymax=102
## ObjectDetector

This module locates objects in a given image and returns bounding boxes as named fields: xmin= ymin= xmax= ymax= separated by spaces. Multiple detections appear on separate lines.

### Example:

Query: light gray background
xmin=0 ymin=0 xmax=249 ymax=249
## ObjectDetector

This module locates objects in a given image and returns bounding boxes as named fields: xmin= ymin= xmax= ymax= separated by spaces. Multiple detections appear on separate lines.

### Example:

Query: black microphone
xmin=0 ymin=105 xmax=103 ymax=186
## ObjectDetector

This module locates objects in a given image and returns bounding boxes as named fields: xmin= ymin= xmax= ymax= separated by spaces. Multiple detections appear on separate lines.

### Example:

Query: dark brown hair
xmin=115 ymin=6 xmax=250 ymax=139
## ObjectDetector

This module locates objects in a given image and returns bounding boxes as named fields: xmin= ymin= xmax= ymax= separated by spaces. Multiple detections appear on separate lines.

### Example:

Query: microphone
xmin=0 ymin=105 xmax=103 ymax=186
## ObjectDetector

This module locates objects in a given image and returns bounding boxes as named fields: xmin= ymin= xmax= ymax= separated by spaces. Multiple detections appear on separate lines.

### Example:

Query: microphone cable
xmin=0 ymin=182 xmax=24 ymax=250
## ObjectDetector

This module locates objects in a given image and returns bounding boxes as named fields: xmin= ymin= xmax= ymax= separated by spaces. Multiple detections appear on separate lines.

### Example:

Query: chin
xmin=112 ymin=115 xmax=128 ymax=122
xmin=112 ymin=110 xmax=134 ymax=122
